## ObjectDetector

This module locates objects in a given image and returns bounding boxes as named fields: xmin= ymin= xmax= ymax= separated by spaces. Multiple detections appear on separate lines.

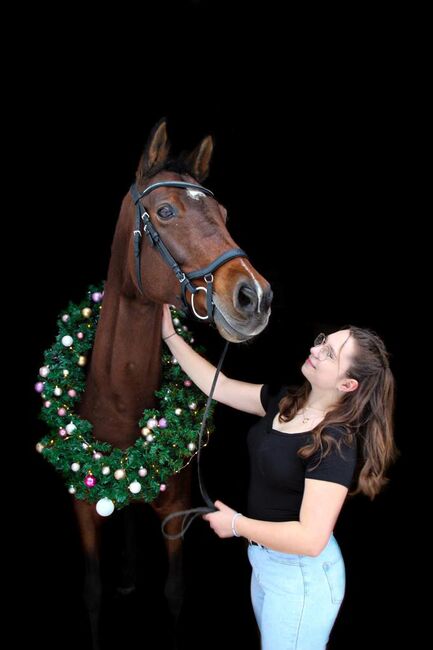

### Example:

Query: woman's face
xmin=301 ymin=329 xmax=358 ymax=394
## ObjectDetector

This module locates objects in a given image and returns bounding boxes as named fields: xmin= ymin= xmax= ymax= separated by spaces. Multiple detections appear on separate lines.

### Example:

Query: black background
xmin=19 ymin=2 xmax=419 ymax=649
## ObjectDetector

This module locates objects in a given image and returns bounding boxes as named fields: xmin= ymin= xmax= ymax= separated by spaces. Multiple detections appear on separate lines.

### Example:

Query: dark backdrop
xmin=19 ymin=4 xmax=416 ymax=649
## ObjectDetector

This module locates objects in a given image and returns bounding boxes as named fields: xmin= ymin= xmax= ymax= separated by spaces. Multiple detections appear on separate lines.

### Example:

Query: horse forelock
xmin=138 ymin=158 xmax=199 ymax=184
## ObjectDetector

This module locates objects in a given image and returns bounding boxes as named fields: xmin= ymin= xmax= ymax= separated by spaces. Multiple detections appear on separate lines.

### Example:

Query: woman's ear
xmin=338 ymin=378 xmax=359 ymax=393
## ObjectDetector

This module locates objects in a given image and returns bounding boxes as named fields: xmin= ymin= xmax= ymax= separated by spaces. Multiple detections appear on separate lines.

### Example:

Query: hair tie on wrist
xmin=231 ymin=512 xmax=243 ymax=537
xmin=163 ymin=332 xmax=176 ymax=341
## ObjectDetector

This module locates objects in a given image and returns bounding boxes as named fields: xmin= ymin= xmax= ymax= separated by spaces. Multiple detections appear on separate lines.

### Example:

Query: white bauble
xmin=61 ymin=335 xmax=74 ymax=347
xmin=96 ymin=498 xmax=115 ymax=517
xmin=71 ymin=462 xmax=80 ymax=472
xmin=66 ymin=422 xmax=76 ymax=434
xmin=128 ymin=481 xmax=142 ymax=494
xmin=114 ymin=469 xmax=126 ymax=480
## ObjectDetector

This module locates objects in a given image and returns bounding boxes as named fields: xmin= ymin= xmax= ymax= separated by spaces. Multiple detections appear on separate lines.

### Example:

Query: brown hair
xmin=278 ymin=326 xmax=398 ymax=499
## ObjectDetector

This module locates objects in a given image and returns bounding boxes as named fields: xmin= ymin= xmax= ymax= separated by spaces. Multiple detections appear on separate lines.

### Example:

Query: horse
xmin=74 ymin=119 xmax=273 ymax=647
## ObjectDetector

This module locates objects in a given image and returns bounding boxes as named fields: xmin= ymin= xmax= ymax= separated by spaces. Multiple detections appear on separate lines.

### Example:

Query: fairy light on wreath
xmin=35 ymin=284 xmax=215 ymax=517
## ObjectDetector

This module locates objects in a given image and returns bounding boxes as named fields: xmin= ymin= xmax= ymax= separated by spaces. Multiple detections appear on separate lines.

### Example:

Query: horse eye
xmin=157 ymin=204 xmax=177 ymax=220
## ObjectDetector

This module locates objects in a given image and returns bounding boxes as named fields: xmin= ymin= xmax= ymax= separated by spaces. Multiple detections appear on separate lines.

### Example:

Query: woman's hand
xmin=161 ymin=304 xmax=176 ymax=341
xmin=202 ymin=500 xmax=238 ymax=538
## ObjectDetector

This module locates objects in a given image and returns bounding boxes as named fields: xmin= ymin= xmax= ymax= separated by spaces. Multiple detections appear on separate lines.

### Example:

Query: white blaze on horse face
xmin=240 ymin=259 xmax=263 ymax=314
xmin=186 ymin=188 xmax=206 ymax=200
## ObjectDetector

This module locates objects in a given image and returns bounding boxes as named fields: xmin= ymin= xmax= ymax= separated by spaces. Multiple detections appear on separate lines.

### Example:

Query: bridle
xmin=130 ymin=181 xmax=247 ymax=322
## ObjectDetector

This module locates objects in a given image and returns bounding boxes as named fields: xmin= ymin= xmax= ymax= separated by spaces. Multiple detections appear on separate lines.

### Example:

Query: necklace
xmin=301 ymin=405 xmax=326 ymax=424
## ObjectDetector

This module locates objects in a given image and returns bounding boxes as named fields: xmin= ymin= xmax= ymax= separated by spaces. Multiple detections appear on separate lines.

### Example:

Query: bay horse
xmin=75 ymin=119 xmax=273 ymax=647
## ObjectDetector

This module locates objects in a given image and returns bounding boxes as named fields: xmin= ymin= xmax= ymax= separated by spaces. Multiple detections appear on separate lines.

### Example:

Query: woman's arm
xmin=203 ymin=479 xmax=348 ymax=556
xmin=162 ymin=305 xmax=265 ymax=416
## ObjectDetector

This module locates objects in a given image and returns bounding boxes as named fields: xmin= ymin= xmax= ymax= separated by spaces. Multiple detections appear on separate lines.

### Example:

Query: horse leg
xmin=117 ymin=506 xmax=137 ymax=595
xmin=73 ymin=500 xmax=103 ymax=650
xmin=152 ymin=465 xmax=192 ymax=623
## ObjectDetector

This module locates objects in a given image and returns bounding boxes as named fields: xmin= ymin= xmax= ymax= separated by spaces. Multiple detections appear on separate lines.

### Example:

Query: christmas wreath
xmin=35 ymin=285 xmax=214 ymax=516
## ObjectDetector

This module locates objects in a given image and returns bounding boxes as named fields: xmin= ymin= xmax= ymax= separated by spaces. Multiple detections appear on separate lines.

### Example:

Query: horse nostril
xmin=261 ymin=287 xmax=273 ymax=312
xmin=236 ymin=283 xmax=258 ymax=313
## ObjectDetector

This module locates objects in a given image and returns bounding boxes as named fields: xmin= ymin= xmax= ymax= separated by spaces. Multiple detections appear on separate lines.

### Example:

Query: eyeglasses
xmin=313 ymin=333 xmax=336 ymax=361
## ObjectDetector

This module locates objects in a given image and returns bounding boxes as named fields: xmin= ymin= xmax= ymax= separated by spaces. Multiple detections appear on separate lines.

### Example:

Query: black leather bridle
xmin=130 ymin=181 xmax=247 ymax=322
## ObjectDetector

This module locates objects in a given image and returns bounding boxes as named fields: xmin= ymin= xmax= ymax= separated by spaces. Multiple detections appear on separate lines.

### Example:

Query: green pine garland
xmin=36 ymin=285 xmax=214 ymax=512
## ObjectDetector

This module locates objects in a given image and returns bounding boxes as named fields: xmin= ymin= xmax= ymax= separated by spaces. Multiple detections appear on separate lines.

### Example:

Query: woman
xmin=161 ymin=305 xmax=397 ymax=650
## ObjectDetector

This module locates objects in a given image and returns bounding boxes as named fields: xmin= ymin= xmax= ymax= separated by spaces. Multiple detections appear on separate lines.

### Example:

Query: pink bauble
xmin=158 ymin=418 xmax=167 ymax=428
xmin=160 ymin=483 xmax=167 ymax=492
xmin=77 ymin=332 xmax=84 ymax=340
xmin=84 ymin=475 xmax=97 ymax=487
xmin=59 ymin=428 xmax=67 ymax=437
xmin=35 ymin=382 xmax=45 ymax=393
xmin=68 ymin=389 xmax=77 ymax=398
xmin=44 ymin=400 xmax=51 ymax=408
xmin=184 ymin=380 xmax=192 ymax=387
xmin=92 ymin=291 xmax=103 ymax=302
xmin=57 ymin=407 xmax=66 ymax=416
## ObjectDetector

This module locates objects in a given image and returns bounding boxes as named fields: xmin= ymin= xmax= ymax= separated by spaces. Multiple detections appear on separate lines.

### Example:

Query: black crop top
xmin=246 ymin=384 xmax=358 ymax=522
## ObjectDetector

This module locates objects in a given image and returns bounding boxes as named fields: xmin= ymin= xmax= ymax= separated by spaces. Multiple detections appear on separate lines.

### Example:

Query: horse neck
xmin=80 ymin=198 xmax=163 ymax=449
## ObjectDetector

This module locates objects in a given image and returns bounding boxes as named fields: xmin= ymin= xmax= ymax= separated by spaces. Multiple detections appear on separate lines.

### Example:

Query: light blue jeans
xmin=247 ymin=534 xmax=345 ymax=650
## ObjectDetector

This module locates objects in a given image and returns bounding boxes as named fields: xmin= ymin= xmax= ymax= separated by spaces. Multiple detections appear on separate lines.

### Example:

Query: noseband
xmin=130 ymin=181 xmax=247 ymax=322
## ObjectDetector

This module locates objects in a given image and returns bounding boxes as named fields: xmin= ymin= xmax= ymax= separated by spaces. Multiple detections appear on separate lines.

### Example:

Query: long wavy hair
xmin=278 ymin=326 xmax=398 ymax=499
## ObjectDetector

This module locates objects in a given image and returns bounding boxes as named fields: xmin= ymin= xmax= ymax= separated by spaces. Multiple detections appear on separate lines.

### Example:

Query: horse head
xmin=125 ymin=119 xmax=272 ymax=342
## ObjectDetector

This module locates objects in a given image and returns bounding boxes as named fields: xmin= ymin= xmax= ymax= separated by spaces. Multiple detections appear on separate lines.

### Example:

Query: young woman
xmin=161 ymin=305 xmax=397 ymax=650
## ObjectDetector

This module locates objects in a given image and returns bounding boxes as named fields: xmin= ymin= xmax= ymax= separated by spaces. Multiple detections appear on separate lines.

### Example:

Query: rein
xmin=161 ymin=339 xmax=229 ymax=539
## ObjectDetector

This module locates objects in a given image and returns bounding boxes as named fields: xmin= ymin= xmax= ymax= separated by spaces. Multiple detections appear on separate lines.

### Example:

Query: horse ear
xmin=185 ymin=135 xmax=214 ymax=182
xmin=136 ymin=118 xmax=170 ymax=179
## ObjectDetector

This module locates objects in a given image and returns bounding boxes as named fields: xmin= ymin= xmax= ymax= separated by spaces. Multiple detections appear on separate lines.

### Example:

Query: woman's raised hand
xmin=161 ymin=304 xmax=176 ymax=341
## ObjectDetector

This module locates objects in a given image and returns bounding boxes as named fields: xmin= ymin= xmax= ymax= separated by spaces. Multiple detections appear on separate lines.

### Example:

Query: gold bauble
xmin=81 ymin=307 xmax=92 ymax=318
xmin=78 ymin=355 xmax=87 ymax=367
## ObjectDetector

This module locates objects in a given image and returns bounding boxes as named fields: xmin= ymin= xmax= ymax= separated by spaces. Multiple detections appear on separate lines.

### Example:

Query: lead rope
xmin=161 ymin=340 xmax=230 ymax=540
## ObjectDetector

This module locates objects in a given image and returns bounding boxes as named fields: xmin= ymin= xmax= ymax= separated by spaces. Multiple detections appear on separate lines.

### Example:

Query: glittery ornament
xmin=84 ymin=474 xmax=97 ymax=487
